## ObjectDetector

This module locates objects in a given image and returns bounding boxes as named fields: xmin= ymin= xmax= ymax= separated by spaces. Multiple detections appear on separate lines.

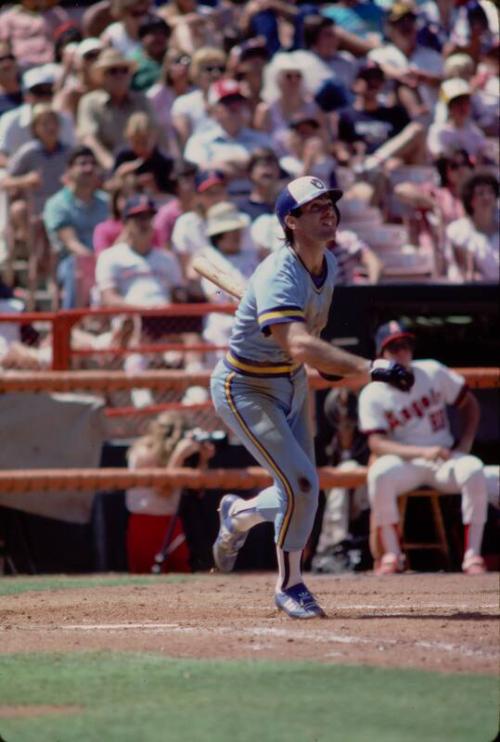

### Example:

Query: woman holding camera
xmin=126 ymin=412 xmax=215 ymax=573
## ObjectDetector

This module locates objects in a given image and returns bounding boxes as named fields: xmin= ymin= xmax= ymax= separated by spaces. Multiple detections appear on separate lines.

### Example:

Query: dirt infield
xmin=1 ymin=572 xmax=497 ymax=675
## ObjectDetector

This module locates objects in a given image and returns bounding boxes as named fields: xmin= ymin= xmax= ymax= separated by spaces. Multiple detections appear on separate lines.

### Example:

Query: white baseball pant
xmin=368 ymin=452 xmax=488 ymax=527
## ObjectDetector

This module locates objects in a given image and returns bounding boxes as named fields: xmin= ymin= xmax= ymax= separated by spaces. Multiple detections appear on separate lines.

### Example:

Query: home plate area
xmin=1 ymin=572 xmax=497 ymax=675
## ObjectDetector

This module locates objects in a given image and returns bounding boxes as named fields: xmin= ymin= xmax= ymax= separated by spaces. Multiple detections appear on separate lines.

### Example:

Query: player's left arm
xmin=270 ymin=321 xmax=371 ymax=381
xmin=454 ymin=389 xmax=480 ymax=453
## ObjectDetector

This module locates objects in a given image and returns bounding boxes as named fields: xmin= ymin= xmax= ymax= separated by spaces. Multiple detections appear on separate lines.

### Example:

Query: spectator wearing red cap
xmin=184 ymin=78 xmax=272 ymax=196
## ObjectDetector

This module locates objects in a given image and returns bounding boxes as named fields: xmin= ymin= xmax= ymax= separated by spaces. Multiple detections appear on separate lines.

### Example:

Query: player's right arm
xmin=270 ymin=321 xmax=371 ymax=381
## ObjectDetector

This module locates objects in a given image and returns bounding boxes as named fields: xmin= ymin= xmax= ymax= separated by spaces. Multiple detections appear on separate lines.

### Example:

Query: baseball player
xmin=210 ymin=176 xmax=414 ymax=619
xmin=358 ymin=320 xmax=489 ymax=576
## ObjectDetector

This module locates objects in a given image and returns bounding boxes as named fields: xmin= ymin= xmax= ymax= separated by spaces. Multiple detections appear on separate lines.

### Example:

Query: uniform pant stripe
xmin=224 ymin=372 xmax=294 ymax=548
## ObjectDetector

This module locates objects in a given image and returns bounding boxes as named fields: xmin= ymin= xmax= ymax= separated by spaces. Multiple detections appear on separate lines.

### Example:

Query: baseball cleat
xmin=462 ymin=554 xmax=486 ymax=575
xmin=374 ymin=552 xmax=406 ymax=575
xmin=275 ymin=582 xmax=326 ymax=619
xmin=212 ymin=494 xmax=248 ymax=572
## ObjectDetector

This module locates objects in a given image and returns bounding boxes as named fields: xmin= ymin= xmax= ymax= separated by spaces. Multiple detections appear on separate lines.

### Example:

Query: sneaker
xmin=212 ymin=494 xmax=248 ymax=572
xmin=275 ymin=582 xmax=326 ymax=619
xmin=374 ymin=552 xmax=406 ymax=576
xmin=462 ymin=554 xmax=486 ymax=575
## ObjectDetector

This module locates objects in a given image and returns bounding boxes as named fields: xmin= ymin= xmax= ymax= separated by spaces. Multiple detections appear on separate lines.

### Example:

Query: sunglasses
xmin=172 ymin=54 xmax=191 ymax=65
xmin=201 ymin=65 xmax=225 ymax=74
xmin=30 ymin=85 xmax=54 ymax=97
xmin=105 ymin=66 xmax=130 ymax=77
xmin=82 ymin=50 xmax=101 ymax=61
xmin=0 ymin=54 xmax=15 ymax=63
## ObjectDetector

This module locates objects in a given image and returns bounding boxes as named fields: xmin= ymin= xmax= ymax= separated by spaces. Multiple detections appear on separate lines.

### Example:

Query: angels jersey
xmin=358 ymin=359 xmax=467 ymax=448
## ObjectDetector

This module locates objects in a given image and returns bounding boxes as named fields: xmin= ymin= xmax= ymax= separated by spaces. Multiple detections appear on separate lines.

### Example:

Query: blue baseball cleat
xmin=212 ymin=494 xmax=248 ymax=572
xmin=275 ymin=582 xmax=327 ymax=619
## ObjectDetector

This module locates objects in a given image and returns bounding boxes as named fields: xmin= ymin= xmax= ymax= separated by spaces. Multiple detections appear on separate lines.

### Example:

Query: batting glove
xmin=370 ymin=359 xmax=415 ymax=391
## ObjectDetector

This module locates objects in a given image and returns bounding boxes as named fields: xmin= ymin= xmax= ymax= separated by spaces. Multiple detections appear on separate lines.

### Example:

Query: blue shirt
xmin=225 ymin=245 xmax=338 ymax=376
xmin=43 ymin=186 xmax=109 ymax=257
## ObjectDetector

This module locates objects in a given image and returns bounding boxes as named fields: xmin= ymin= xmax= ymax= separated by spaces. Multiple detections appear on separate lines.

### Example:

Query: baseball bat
xmin=192 ymin=255 xmax=246 ymax=301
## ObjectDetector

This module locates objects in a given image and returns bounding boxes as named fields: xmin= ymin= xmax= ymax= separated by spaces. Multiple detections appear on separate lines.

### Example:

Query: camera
xmin=189 ymin=428 xmax=227 ymax=444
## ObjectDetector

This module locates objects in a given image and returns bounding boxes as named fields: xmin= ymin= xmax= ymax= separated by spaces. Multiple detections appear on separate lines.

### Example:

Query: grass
xmin=0 ymin=653 xmax=497 ymax=742
xmin=0 ymin=573 xmax=189 ymax=597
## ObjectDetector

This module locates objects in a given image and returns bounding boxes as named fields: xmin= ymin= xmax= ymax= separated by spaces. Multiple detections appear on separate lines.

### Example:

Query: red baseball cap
xmin=208 ymin=79 xmax=247 ymax=106
xmin=123 ymin=194 xmax=157 ymax=219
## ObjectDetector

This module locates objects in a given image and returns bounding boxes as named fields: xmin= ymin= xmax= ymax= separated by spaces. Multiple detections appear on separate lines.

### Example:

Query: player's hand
xmin=421 ymin=446 xmax=451 ymax=462
xmin=370 ymin=359 xmax=415 ymax=391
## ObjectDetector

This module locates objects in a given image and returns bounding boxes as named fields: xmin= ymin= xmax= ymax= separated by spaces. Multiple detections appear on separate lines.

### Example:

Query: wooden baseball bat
xmin=192 ymin=255 xmax=246 ymax=301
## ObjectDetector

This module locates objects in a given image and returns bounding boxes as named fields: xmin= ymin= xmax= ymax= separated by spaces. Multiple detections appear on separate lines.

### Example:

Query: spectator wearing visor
xmin=184 ymin=79 xmax=272 ymax=196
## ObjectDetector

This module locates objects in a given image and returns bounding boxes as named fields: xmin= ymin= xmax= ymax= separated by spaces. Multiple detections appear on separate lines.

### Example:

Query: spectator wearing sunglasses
xmin=102 ymin=0 xmax=152 ymax=59
xmin=77 ymin=49 xmax=156 ymax=172
xmin=0 ymin=43 xmax=23 ymax=119
xmin=131 ymin=14 xmax=171 ymax=92
xmin=0 ymin=65 xmax=75 ymax=169
xmin=171 ymin=47 xmax=227 ymax=148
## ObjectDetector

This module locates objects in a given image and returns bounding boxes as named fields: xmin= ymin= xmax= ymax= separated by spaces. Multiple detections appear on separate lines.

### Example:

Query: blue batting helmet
xmin=275 ymin=176 xmax=343 ymax=229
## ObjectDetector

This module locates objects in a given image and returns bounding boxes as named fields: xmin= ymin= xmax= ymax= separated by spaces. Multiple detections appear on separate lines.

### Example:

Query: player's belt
xmin=224 ymin=351 xmax=301 ymax=377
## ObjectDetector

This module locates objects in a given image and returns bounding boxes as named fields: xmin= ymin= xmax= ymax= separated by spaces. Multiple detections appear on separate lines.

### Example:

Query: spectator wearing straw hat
xmin=427 ymin=78 xmax=489 ymax=162
xmin=200 ymin=200 xmax=257 ymax=362
xmin=77 ymin=48 xmax=155 ymax=172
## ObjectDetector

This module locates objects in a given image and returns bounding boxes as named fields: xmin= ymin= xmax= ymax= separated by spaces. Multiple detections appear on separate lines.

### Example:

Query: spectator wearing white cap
xmin=184 ymin=79 xmax=272 ymax=196
xmin=53 ymin=38 xmax=103 ymax=121
xmin=427 ymin=78 xmax=489 ymax=162
xmin=0 ymin=65 xmax=75 ymax=169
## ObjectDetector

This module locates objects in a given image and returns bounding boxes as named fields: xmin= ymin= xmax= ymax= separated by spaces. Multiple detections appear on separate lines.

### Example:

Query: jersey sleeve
xmin=358 ymin=385 xmax=389 ymax=435
xmin=254 ymin=263 xmax=306 ymax=333
xmin=431 ymin=360 xmax=467 ymax=406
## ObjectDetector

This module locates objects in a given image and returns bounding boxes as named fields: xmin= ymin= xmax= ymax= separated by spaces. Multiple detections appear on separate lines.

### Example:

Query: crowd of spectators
xmin=0 ymin=0 xmax=498 ymax=359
